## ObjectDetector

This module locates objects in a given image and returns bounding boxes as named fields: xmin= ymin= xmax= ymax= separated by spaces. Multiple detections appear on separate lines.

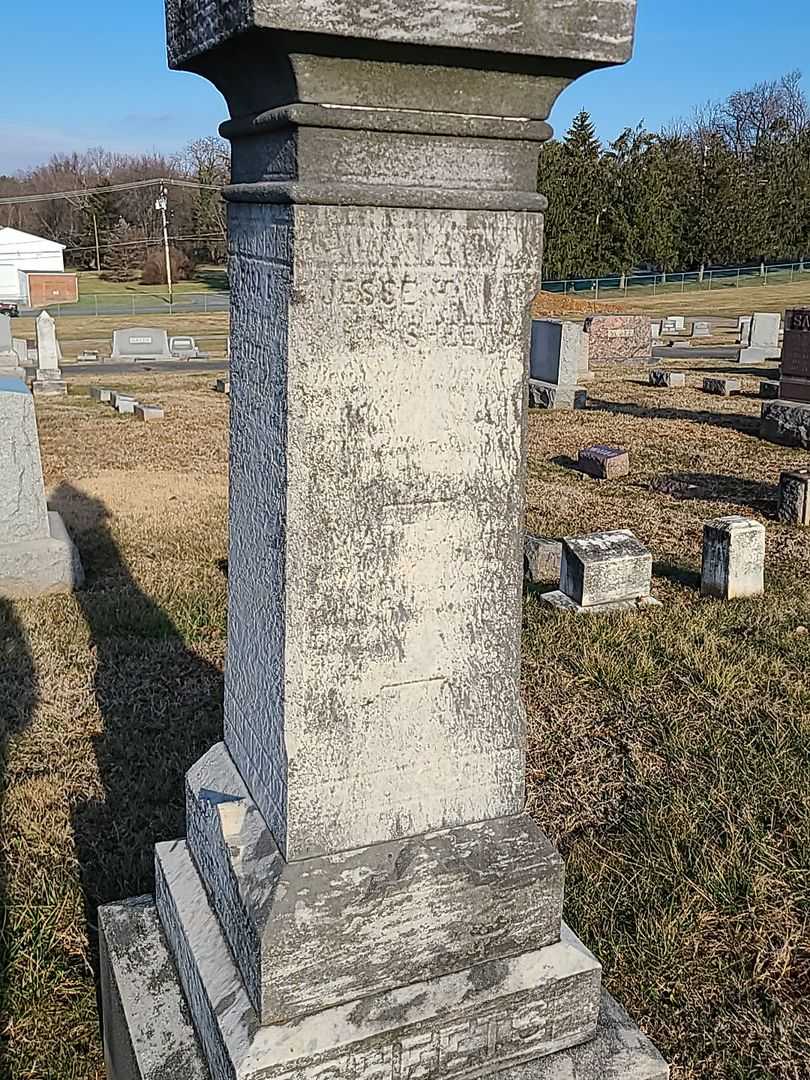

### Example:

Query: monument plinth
xmin=100 ymin=2 xmax=669 ymax=1078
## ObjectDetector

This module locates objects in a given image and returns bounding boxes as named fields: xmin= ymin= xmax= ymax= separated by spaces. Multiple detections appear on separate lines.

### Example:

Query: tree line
xmin=538 ymin=71 xmax=810 ymax=282
xmin=0 ymin=138 xmax=230 ymax=280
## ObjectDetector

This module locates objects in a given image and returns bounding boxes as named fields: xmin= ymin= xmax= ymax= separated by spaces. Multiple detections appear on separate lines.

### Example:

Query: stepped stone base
xmin=0 ymin=510 xmax=84 ymax=597
xmin=541 ymin=591 xmax=661 ymax=615
xmin=99 ymin=895 xmax=668 ymax=1080
xmin=528 ymin=379 xmax=587 ymax=410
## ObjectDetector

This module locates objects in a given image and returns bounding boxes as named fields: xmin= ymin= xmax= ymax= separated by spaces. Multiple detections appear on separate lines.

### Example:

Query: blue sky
xmin=3 ymin=0 xmax=810 ymax=173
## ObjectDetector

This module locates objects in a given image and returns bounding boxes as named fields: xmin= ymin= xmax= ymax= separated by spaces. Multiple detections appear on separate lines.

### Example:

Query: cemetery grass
xmin=11 ymin=312 xmax=229 ymax=363
xmin=73 ymin=265 xmax=228 ymax=296
xmin=621 ymin=279 xmax=810 ymax=318
xmin=0 ymin=365 xmax=808 ymax=1079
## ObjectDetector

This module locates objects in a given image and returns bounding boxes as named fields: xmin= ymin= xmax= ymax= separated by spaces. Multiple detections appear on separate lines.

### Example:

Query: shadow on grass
xmin=0 ymin=598 xmax=36 ymax=1023
xmin=650 ymin=471 xmax=778 ymax=513
xmin=50 ymin=484 xmax=223 ymax=971
xmin=589 ymin=397 xmax=759 ymax=434
xmin=653 ymin=560 xmax=701 ymax=590
xmin=551 ymin=454 xmax=579 ymax=471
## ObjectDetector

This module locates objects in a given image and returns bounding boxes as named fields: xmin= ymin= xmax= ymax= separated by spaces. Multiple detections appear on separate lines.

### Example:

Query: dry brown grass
xmin=12 ymin=314 xmax=229 ymax=363
xmin=621 ymin=279 xmax=810 ymax=317
xmin=1 ymin=363 xmax=808 ymax=1079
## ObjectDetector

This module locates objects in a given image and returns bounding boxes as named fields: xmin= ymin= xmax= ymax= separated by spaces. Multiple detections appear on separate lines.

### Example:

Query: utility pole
xmin=155 ymin=186 xmax=173 ymax=307
xmin=93 ymin=212 xmax=102 ymax=273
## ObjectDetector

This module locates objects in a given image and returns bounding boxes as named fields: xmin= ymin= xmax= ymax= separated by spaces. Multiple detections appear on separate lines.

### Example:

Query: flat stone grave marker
xmin=577 ymin=446 xmax=630 ymax=479
xmin=170 ymin=335 xmax=208 ymax=359
xmin=778 ymin=469 xmax=810 ymax=526
xmin=691 ymin=321 xmax=711 ymax=338
xmin=111 ymin=327 xmax=173 ymax=361
xmin=542 ymin=529 xmax=660 ymax=614
xmin=701 ymin=516 xmax=765 ymax=599
xmin=703 ymin=376 xmax=741 ymax=396
xmin=649 ymin=369 xmax=685 ymax=388
xmin=214 ymin=378 xmax=230 ymax=394
xmin=761 ymin=399 xmax=810 ymax=448
xmin=90 ymin=387 xmax=113 ymax=403
xmin=99 ymin=2 xmax=668 ymax=1079
xmin=0 ymin=377 xmax=83 ymax=596
xmin=114 ymin=396 xmax=138 ymax=415
xmin=135 ymin=404 xmax=165 ymax=421
xmin=528 ymin=382 xmax=587 ymax=410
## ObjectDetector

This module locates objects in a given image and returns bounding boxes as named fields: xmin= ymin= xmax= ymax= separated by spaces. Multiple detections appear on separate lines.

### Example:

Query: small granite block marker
xmin=99 ymin=2 xmax=668 ymax=1079
xmin=649 ymin=369 xmax=685 ymax=388
xmin=134 ymin=404 xmax=165 ymax=421
xmin=0 ymin=377 xmax=83 ymax=597
xmin=691 ymin=320 xmax=711 ymax=338
xmin=90 ymin=387 xmax=113 ymax=403
xmin=524 ymin=534 xmax=563 ymax=584
xmin=31 ymin=311 xmax=67 ymax=397
xmin=114 ymin=396 xmax=138 ymax=415
xmin=214 ymin=378 xmax=230 ymax=394
xmin=577 ymin=445 xmax=630 ymax=479
xmin=704 ymin=376 xmax=741 ymax=397
xmin=701 ymin=516 xmax=765 ymax=599
xmin=542 ymin=529 xmax=660 ymax=614
xmin=778 ymin=469 xmax=810 ymax=526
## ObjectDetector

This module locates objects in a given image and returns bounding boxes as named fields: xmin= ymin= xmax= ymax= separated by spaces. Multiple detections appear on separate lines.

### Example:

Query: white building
xmin=0 ymin=227 xmax=66 ymax=274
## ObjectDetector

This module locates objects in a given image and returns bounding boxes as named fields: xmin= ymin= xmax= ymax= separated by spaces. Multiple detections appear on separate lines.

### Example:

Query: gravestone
xmin=761 ymin=399 xmax=810 ymax=448
xmin=691 ymin=320 xmax=711 ymax=338
xmin=778 ymin=469 xmax=810 ymax=526
xmin=170 ymin=335 xmax=208 ymax=359
xmin=650 ymin=370 xmax=685 ymax=388
xmin=701 ymin=516 xmax=765 ymax=599
xmin=524 ymin=534 xmax=563 ymax=585
xmin=703 ymin=376 xmax=740 ymax=397
xmin=577 ymin=445 xmax=630 ymax=479
xmin=542 ymin=529 xmax=661 ymax=614
xmin=760 ymin=380 xmax=780 ymax=399
xmin=0 ymin=377 xmax=83 ymax=596
xmin=660 ymin=316 xmax=685 ymax=335
xmin=111 ymin=327 xmax=173 ymax=361
xmin=585 ymin=314 xmax=651 ymax=363
xmin=99 ymin=3 xmax=668 ymax=1079
xmin=0 ymin=317 xmax=25 ymax=379
xmin=114 ymin=396 xmax=138 ymax=415
xmin=777 ymin=308 xmax=810 ymax=404
xmin=738 ymin=311 xmax=781 ymax=363
xmin=90 ymin=387 xmax=113 ymax=403
xmin=738 ymin=315 xmax=752 ymax=343
xmin=31 ymin=311 xmax=67 ymax=396
xmin=134 ymin=404 xmax=165 ymax=421
xmin=528 ymin=319 xmax=589 ymax=408
xmin=214 ymin=378 xmax=230 ymax=395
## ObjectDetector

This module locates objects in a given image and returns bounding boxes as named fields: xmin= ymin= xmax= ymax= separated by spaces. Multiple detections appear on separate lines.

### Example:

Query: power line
xmin=0 ymin=176 xmax=223 ymax=206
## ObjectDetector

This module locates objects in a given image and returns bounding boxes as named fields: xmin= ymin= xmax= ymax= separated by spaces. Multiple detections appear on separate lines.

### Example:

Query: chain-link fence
xmin=17 ymin=291 xmax=231 ymax=318
xmin=543 ymin=261 xmax=810 ymax=300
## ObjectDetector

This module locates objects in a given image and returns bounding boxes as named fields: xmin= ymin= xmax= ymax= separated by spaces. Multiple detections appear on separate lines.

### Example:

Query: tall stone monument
xmin=31 ymin=310 xmax=67 ymax=396
xmin=99 ymin=2 xmax=668 ymax=1078
xmin=0 ymin=377 xmax=83 ymax=596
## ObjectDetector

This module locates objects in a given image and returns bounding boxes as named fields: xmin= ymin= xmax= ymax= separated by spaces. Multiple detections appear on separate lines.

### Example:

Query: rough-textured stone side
xmin=98 ymin=897 xmax=210 ymax=1080
xmin=0 ymin=378 xmax=50 ymax=545
xmin=155 ymin=840 xmax=604 ymax=1080
xmin=778 ymin=470 xmax=810 ymax=526
xmin=225 ymin=201 xmax=538 ymax=861
xmin=761 ymin=400 xmax=810 ymax=448
xmin=524 ymin=535 xmax=563 ymax=584
xmin=0 ymin=512 xmax=84 ymax=598
xmin=704 ymin=377 xmax=740 ymax=396
xmin=186 ymin=742 xmax=566 ymax=1024
xmin=701 ymin=516 xmax=765 ymax=599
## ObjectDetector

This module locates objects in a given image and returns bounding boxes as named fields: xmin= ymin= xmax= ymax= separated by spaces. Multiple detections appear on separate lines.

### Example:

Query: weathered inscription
xmin=788 ymin=309 xmax=810 ymax=332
